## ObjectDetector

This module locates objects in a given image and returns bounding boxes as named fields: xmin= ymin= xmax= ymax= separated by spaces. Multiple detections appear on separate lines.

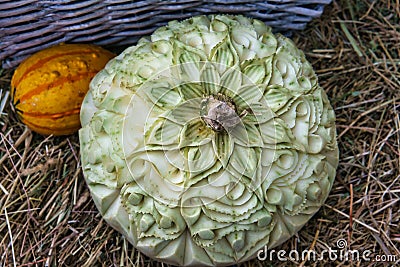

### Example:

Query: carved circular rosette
xmin=79 ymin=15 xmax=339 ymax=266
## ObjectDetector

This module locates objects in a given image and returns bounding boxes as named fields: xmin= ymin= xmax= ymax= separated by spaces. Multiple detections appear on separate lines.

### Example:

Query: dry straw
xmin=1 ymin=0 xmax=400 ymax=266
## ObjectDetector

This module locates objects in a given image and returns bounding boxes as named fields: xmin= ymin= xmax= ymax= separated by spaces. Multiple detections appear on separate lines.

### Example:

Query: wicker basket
xmin=0 ymin=0 xmax=331 ymax=69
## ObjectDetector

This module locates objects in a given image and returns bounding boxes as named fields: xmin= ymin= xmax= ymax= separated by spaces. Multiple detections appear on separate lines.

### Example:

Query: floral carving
xmin=80 ymin=15 xmax=339 ymax=266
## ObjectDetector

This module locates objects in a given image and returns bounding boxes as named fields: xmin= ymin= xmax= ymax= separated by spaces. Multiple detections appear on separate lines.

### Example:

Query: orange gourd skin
xmin=11 ymin=43 xmax=115 ymax=136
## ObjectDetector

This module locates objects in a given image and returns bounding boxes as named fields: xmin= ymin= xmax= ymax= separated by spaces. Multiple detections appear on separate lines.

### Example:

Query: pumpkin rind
xmin=80 ymin=15 xmax=339 ymax=266
xmin=11 ymin=43 xmax=115 ymax=136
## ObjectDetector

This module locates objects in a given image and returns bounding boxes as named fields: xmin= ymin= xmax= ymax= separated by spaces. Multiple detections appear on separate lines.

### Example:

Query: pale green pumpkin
xmin=79 ymin=15 xmax=339 ymax=266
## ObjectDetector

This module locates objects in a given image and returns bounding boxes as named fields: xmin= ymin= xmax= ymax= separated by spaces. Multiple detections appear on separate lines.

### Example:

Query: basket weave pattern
xmin=0 ymin=0 xmax=331 ymax=69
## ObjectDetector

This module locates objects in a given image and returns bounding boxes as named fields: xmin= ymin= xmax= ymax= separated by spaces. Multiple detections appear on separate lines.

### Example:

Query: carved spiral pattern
xmin=80 ymin=15 xmax=339 ymax=266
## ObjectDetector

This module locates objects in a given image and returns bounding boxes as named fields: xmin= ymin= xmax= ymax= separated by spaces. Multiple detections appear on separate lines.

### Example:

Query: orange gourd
xmin=11 ymin=43 xmax=115 ymax=136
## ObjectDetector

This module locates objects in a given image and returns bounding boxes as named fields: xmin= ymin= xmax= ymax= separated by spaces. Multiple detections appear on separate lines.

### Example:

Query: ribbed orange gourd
xmin=11 ymin=43 xmax=115 ymax=136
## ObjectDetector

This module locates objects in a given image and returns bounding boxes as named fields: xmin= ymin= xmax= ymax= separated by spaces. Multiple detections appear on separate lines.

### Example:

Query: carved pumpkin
xmin=79 ymin=15 xmax=339 ymax=266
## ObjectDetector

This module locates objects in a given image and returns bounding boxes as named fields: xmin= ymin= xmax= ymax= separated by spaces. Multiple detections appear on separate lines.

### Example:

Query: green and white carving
xmin=80 ymin=15 xmax=339 ymax=266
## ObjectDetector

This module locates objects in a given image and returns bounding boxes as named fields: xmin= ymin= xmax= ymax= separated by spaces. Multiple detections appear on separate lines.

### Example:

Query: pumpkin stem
xmin=200 ymin=93 xmax=241 ymax=132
